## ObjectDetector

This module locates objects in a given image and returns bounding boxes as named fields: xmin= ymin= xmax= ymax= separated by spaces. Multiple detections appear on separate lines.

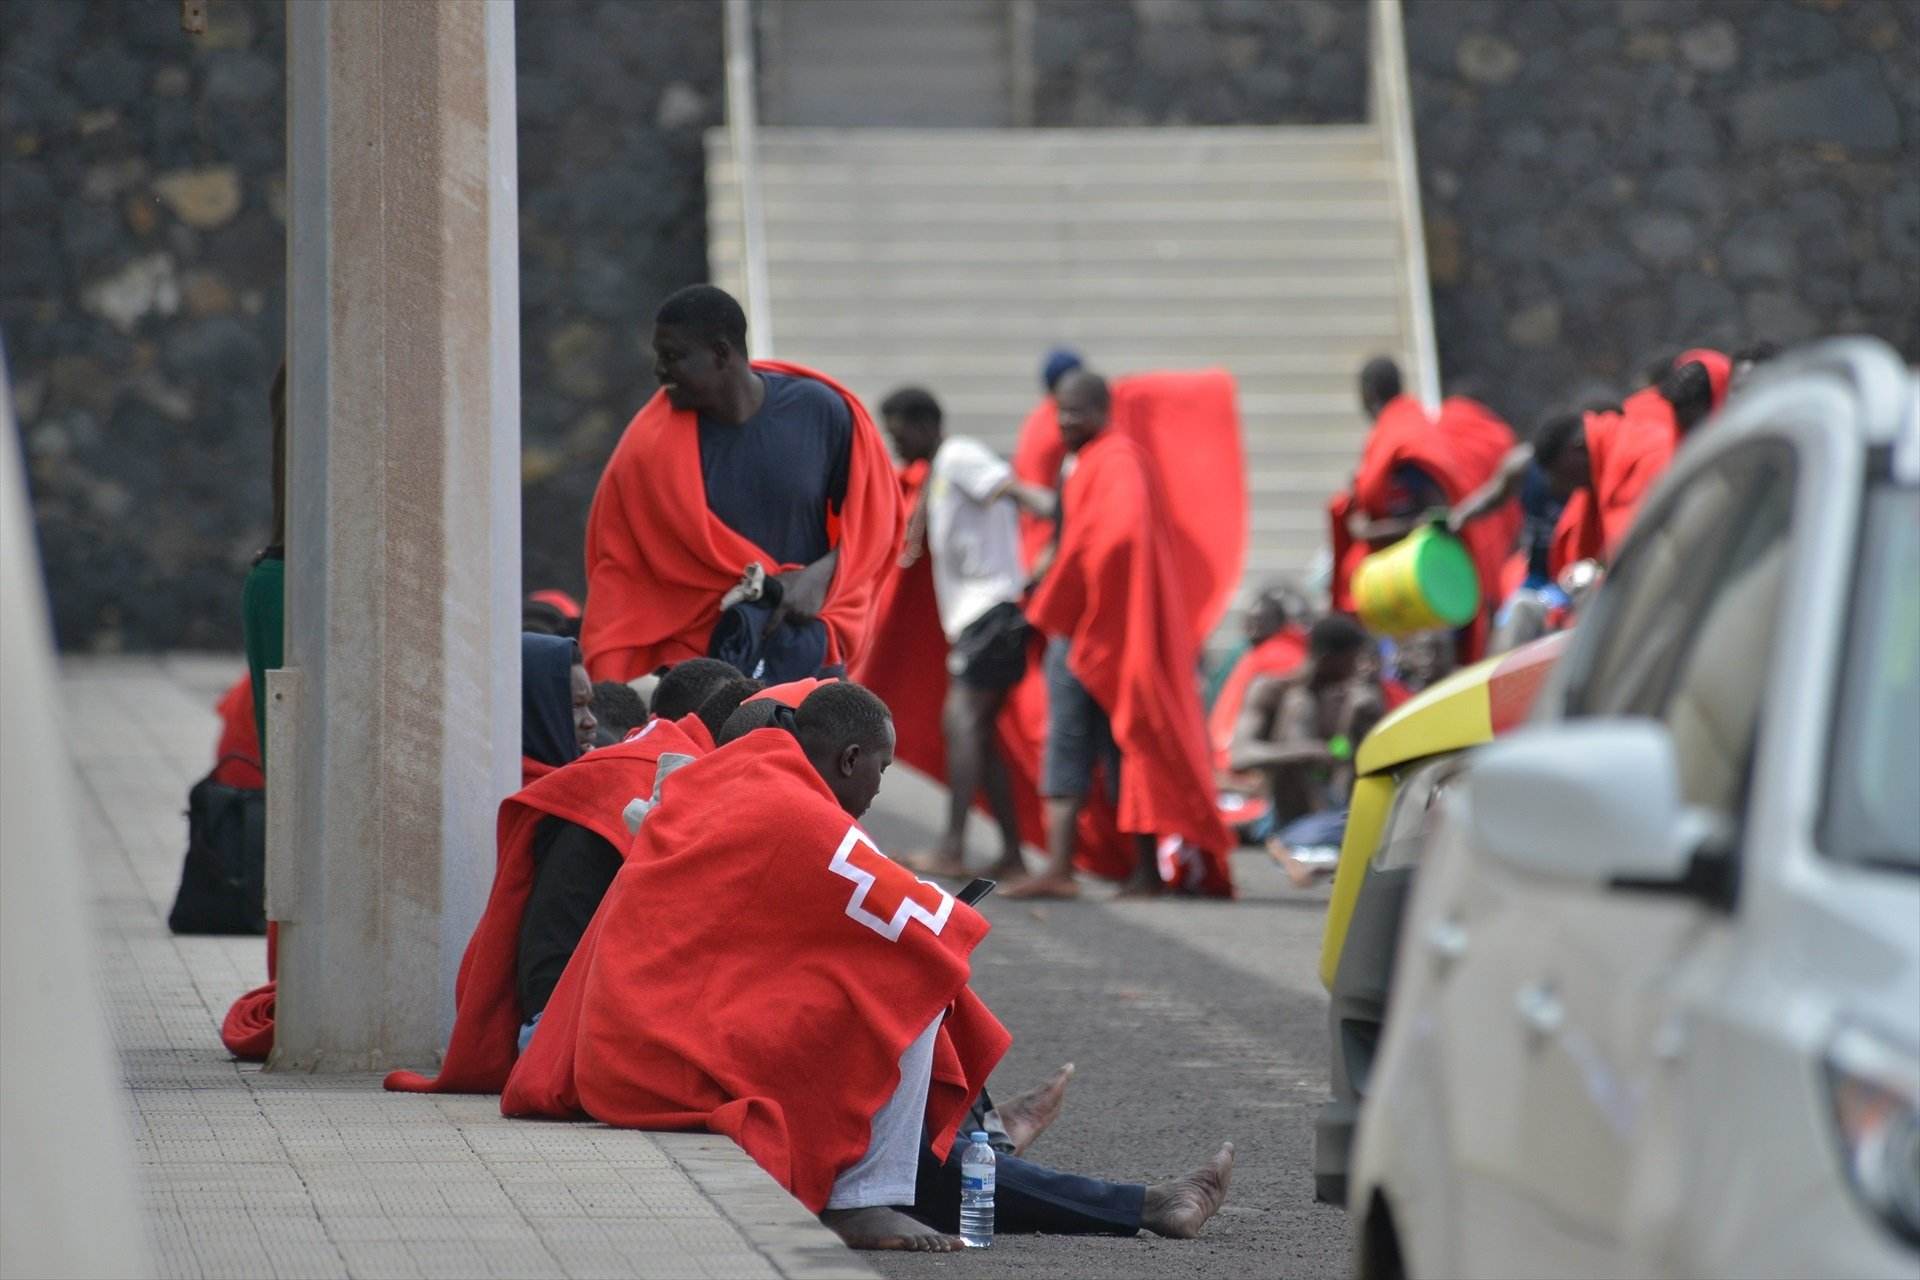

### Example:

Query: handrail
xmin=1372 ymin=0 xmax=1440 ymax=410
xmin=723 ymin=0 xmax=773 ymax=358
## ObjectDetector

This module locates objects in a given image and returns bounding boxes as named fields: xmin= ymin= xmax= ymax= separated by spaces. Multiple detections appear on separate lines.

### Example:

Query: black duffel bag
xmin=167 ymin=757 xmax=267 ymax=935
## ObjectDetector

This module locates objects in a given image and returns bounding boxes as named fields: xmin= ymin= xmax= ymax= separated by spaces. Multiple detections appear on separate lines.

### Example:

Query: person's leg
xmin=821 ymin=1016 xmax=963 ymax=1252
xmin=909 ymin=1137 xmax=1236 ymax=1239
xmin=1009 ymin=638 xmax=1092 ymax=898
xmin=978 ymin=734 xmax=1026 ymax=878
xmin=929 ymin=682 xmax=1001 ymax=874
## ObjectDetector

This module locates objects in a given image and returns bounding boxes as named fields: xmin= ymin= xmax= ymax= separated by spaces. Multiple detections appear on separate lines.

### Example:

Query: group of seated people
xmin=383 ymin=648 xmax=1234 ymax=1252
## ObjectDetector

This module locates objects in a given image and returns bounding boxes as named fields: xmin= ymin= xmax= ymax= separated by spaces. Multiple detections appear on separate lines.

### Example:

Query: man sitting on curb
xmin=504 ymin=682 xmax=1234 ymax=1251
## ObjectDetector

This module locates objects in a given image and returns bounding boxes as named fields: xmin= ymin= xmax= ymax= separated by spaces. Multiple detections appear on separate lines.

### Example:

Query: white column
xmin=275 ymin=0 xmax=521 ymax=1070
xmin=1 ymin=360 xmax=151 ymax=1278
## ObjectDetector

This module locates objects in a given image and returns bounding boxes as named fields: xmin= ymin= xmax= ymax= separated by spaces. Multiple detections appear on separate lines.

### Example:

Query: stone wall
xmin=1405 ymin=0 xmax=1919 ymax=424
xmin=1 ymin=0 xmax=720 ymax=651
xmin=1032 ymin=0 xmax=1367 ymax=125
xmin=3 ymin=0 xmax=286 ymax=652
xmin=6 ymin=0 xmax=1915 ymax=651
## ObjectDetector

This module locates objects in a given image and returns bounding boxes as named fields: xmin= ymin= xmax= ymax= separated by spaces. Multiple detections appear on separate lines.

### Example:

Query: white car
xmin=1350 ymin=338 xmax=1920 ymax=1280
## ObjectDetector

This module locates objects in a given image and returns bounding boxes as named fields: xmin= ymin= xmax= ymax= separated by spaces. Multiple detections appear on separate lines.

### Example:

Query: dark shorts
xmin=947 ymin=601 xmax=1030 ymax=692
xmin=1040 ymin=637 xmax=1121 ymax=800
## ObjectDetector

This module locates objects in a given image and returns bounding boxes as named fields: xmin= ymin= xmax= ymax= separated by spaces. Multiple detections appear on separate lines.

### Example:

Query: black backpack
xmin=167 ymin=758 xmax=267 ymax=935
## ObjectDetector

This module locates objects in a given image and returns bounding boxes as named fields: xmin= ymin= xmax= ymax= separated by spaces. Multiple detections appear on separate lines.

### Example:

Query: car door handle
xmin=1424 ymin=918 xmax=1468 ymax=964
xmin=1515 ymin=983 xmax=1565 ymax=1039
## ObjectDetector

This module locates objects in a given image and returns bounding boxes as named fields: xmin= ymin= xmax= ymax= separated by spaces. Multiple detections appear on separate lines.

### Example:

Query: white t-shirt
xmin=925 ymin=435 xmax=1026 ymax=640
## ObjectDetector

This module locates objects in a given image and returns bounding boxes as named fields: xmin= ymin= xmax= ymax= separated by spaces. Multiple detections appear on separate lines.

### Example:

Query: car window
xmin=1823 ymin=486 xmax=1920 ymax=872
xmin=1568 ymin=448 xmax=1785 ymax=720
xmin=1654 ymin=460 xmax=1794 ymax=816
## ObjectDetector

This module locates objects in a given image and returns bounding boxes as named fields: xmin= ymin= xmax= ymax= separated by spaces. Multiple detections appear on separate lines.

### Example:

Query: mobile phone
xmin=956 ymin=877 xmax=997 ymax=906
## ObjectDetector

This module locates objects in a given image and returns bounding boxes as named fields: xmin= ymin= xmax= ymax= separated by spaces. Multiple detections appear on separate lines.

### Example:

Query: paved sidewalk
xmin=67 ymin=654 xmax=874 ymax=1280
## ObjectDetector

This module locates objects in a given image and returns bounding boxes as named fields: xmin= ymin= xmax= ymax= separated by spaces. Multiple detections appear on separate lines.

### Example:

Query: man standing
xmin=580 ymin=285 xmax=901 ymax=682
xmin=1009 ymin=370 xmax=1233 ymax=899
xmin=881 ymin=387 xmax=1054 ymax=879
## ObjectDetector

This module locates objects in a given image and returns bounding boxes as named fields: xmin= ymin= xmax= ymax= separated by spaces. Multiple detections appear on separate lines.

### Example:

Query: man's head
xmin=695 ymin=676 xmax=763 ymax=743
xmin=1243 ymin=581 xmax=1296 ymax=645
xmin=1660 ymin=359 xmax=1716 ymax=435
xmin=1358 ymin=356 xmax=1403 ymax=419
xmin=590 ymin=680 xmax=648 ymax=745
xmin=1041 ymin=346 xmax=1084 ymax=394
xmin=716 ymin=697 xmax=797 ymax=745
xmin=880 ymin=386 xmax=944 ymax=465
xmin=1053 ymin=369 xmax=1111 ymax=453
xmin=652 ymin=285 xmax=750 ymax=413
xmin=1307 ymin=614 xmax=1370 ymax=686
xmin=652 ymin=657 xmax=746 ymax=723
xmin=795 ymin=682 xmax=895 ymax=819
xmin=1533 ymin=411 xmax=1591 ymax=501
xmin=569 ymin=649 xmax=597 ymax=753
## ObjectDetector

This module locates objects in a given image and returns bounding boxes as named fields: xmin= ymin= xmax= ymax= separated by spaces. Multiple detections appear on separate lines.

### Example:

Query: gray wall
xmin=4 ymin=0 xmax=1915 ymax=651
xmin=1406 ymin=0 xmax=1919 ymax=421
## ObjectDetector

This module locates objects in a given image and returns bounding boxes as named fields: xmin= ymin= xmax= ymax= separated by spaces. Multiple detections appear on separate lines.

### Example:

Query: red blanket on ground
xmin=1027 ymin=432 xmax=1234 ymax=892
xmin=505 ymin=731 xmax=1011 ymax=1214
xmin=382 ymin=719 xmax=705 ymax=1094
xmin=580 ymin=361 xmax=903 ymax=681
xmin=1207 ymin=628 xmax=1310 ymax=772
xmin=1010 ymin=370 xmax=1246 ymax=647
xmin=210 ymin=676 xmax=264 ymax=790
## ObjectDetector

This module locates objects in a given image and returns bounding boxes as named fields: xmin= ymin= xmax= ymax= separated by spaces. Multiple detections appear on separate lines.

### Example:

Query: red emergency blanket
xmin=383 ymin=718 xmax=705 ymax=1094
xmin=1550 ymin=399 xmax=1678 ymax=573
xmin=1010 ymin=370 xmax=1246 ymax=647
xmin=211 ymin=676 xmax=264 ymax=789
xmin=1338 ymin=394 xmax=1519 ymax=659
xmin=505 ymin=731 xmax=1011 ymax=1214
xmin=1027 ymin=432 xmax=1234 ymax=891
xmin=580 ymin=362 xmax=902 ymax=681
xmin=1207 ymin=627 xmax=1310 ymax=772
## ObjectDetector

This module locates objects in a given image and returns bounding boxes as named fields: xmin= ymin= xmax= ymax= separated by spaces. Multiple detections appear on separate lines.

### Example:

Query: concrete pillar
xmin=1 ymin=358 xmax=151 ymax=1278
xmin=274 ymin=0 xmax=521 ymax=1070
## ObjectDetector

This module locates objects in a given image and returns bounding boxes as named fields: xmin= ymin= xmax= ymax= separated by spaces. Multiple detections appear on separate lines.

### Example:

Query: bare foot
xmin=1141 ymin=1142 xmax=1234 ymax=1239
xmin=992 ymin=1062 xmax=1075 ymax=1156
xmin=819 ymin=1206 xmax=965 ymax=1252
xmin=1002 ymin=872 xmax=1081 ymax=900
xmin=987 ymin=853 xmax=1030 ymax=880
xmin=1268 ymin=840 xmax=1330 ymax=890
xmin=898 ymin=849 xmax=971 ymax=879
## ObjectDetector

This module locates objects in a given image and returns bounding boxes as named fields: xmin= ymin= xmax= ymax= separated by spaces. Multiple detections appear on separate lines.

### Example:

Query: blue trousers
xmin=910 ymin=1095 xmax=1144 ymax=1235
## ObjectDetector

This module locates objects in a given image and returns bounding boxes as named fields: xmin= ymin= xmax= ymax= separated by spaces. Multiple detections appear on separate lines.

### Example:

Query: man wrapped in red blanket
xmin=507 ymin=683 xmax=1012 ymax=1251
xmin=580 ymin=286 xmax=901 ymax=682
xmin=1005 ymin=370 xmax=1233 ymax=899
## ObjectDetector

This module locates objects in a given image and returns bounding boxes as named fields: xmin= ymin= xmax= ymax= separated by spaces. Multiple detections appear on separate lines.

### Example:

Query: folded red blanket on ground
xmin=580 ymin=361 xmax=902 ymax=681
xmin=508 ymin=730 xmax=1010 ymax=1214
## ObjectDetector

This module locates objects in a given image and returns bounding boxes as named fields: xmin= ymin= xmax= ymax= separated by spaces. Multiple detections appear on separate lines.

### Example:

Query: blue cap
xmin=1040 ymin=346 xmax=1084 ymax=392
xmin=970 ymin=1130 xmax=990 ymax=1143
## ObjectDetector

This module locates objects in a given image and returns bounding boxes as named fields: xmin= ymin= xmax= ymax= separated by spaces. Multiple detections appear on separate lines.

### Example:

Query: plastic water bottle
xmin=958 ymin=1129 xmax=995 ymax=1248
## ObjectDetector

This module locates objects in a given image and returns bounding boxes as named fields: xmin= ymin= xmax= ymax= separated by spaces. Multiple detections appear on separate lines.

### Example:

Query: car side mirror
xmin=1465 ymin=719 xmax=1728 ymax=900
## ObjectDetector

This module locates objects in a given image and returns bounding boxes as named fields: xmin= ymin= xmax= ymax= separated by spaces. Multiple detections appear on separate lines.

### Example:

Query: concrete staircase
xmin=706 ymin=124 xmax=1426 ymax=621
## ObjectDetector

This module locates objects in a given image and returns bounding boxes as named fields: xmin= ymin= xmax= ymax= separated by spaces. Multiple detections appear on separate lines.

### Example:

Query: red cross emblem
xmin=829 ymin=827 xmax=954 ymax=941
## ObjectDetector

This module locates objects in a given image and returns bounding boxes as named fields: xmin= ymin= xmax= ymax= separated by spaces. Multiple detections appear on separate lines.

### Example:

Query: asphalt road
xmin=859 ymin=765 xmax=1353 ymax=1280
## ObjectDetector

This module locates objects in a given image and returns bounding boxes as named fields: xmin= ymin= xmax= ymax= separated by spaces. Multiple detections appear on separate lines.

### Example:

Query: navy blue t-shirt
xmin=698 ymin=373 xmax=852 ymax=566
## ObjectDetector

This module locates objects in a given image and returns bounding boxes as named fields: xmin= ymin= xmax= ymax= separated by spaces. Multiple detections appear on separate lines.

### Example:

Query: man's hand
xmin=769 ymin=548 xmax=839 ymax=625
